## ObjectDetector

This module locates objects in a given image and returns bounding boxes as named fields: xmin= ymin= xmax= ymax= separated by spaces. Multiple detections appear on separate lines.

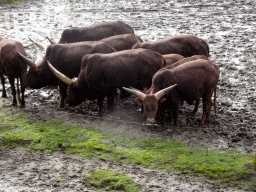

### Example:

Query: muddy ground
xmin=0 ymin=0 xmax=256 ymax=191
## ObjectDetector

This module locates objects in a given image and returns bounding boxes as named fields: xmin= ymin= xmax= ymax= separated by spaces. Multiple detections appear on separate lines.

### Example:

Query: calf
xmin=132 ymin=35 xmax=209 ymax=57
xmin=0 ymin=37 xmax=27 ymax=106
xmin=48 ymin=48 xmax=165 ymax=116
xmin=123 ymin=59 xmax=220 ymax=126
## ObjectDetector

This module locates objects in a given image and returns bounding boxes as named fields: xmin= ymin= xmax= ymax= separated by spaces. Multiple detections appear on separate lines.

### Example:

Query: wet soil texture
xmin=0 ymin=0 xmax=256 ymax=191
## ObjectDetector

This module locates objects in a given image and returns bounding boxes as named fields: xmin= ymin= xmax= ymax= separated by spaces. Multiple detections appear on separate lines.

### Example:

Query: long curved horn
xmin=28 ymin=37 xmax=47 ymax=52
xmin=155 ymin=84 xmax=177 ymax=101
xmin=24 ymin=43 xmax=33 ymax=48
xmin=30 ymin=43 xmax=44 ymax=64
xmin=47 ymin=60 xmax=73 ymax=86
xmin=122 ymin=87 xmax=146 ymax=101
xmin=46 ymin=36 xmax=56 ymax=44
xmin=16 ymin=50 xmax=37 ymax=71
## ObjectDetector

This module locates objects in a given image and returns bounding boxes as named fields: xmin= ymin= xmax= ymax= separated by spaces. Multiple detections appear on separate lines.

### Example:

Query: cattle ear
xmin=135 ymin=98 xmax=143 ymax=104
xmin=159 ymin=97 xmax=166 ymax=103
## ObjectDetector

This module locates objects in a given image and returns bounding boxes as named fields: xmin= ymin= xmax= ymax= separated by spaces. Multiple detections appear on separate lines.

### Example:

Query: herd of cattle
xmin=0 ymin=20 xmax=220 ymax=127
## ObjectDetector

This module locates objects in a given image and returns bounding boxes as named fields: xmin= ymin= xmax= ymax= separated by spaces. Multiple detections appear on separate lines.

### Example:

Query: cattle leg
xmin=192 ymin=99 xmax=200 ymax=115
xmin=59 ymin=83 xmax=68 ymax=108
xmin=20 ymin=76 xmax=25 ymax=107
xmin=9 ymin=78 xmax=17 ymax=105
xmin=97 ymin=95 xmax=105 ymax=117
xmin=0 ymin=73 xmax=7 ymax=98
xmin=172 ymin=103 xmax=179 ymax=126
xmin=16 ymin=78 xmax=22 ymax=105
xmin=200 ymin=93 xmax=213 ymax=126
xmin=107 ymin=91 xmax=115 ymax=112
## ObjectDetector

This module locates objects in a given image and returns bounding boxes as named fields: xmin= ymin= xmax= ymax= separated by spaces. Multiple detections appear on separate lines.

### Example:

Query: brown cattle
xmin=156 ymin=55 xmax=209 ymax=115
xmin=48 ymin=48 xmax=165 ymax=116
xmin=58 ymin=21 xmax=134 ymax=44
xmin=17 ymin=40 xmax=117 ymax=107
xmin=101 ymin=34 xmax=143 ymax=51
xmin=163 ymin=54 xmax=185 ymax=66
xmin=166 ymin=55 xmax=208 ymax=69
xmin=123 ymin=59 xmax=220 ymax=126
xmin=132 ymin=35 xmax=209 ymax=57
xmin=29 ymin=21 xmax=135 ymax=51
xmin=0 ymin=37 xmax=27 ymax=106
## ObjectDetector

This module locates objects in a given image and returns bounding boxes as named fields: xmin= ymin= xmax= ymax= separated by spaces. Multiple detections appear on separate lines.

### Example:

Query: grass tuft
xmin=2 ymin=0 xmax=26 ymax=4
xmin=83 ymin=169 xmax=140 ymax=192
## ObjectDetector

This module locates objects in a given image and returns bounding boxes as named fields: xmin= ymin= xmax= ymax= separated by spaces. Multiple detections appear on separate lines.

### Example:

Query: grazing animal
xmin=17 ymin=41 xmax=117 ymax=108
xmin=48 ymin=48 xmax=165 ymax=116
xmin=122 ymin=59 xmax=220 ymax=127
xmin=58 ymin=21 xmax=134 ymax=44
xmin=163 ymin=54 xmax=185 ymax=66
xmin=132 ymin=35 xmax=209 ymax=57
xmin=101 ymin=34 xmax=143 ymax=51
xmin=157 ymin=55 xmax=210 ymax=115
xmin=0 ymin=37 xmax=27 ymax=106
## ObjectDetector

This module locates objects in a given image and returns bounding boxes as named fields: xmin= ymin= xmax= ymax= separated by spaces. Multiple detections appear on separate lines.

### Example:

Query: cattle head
xmin=47 ymin=61 xmax=85 ymax=106
xmin=16 ymin=41 xmax=58 ymax=88
xmin=122 ymin=85 xmax=177 ymax=123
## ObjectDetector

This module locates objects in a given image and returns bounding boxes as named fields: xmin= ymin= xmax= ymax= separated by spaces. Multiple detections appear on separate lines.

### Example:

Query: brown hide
xmin=0 ymin=37 xmax=27 ymax=106
xmin=58 ymin=21 xmax=134 ymax=44
xmin=141 ymin=59 xmax=219 ymax=126
xmin=132 ymin=35 xmax=209 ymax=57
xmin=21 ymin=40 xmax=117 ymax=108
xmin=101 ymin=34 xmax=143 ymax=51
xmin=51 ymin=48 xmax=165 ymax=116
xmin=166 ymin=55 xmax=208 ymax=69
xmin=163 ymin=54 xmax=185 ymax=66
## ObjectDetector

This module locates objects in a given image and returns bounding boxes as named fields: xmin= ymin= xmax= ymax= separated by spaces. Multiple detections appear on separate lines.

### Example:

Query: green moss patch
xmin=0 ymin=108 xmax=255 ymax=190
xmin=2 ymin=0 xmax=26 ymax=4
xmin=84 ymin=169 xmax=140 ymax=192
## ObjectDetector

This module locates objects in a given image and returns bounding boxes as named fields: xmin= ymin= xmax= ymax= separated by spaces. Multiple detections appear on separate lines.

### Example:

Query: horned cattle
xmin=156 ymin=55 xmax=210 ymax=115
xmin=17 ymin=41 xmax=117 ymax=107
xmin=48 ymin=48 xmax=165 ymax=116
xmin=123 ymin=59 xmax=220 ymax=127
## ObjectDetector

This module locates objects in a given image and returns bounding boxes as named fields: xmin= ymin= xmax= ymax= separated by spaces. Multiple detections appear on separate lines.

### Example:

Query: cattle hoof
xmin=2 ymin=94 xmax=7 ymax=98
xmin=20 ymin=104 xmax=25 ymax=108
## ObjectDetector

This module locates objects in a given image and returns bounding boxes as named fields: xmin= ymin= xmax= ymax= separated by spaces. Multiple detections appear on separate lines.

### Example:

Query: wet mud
xmin=0 ymin=0 xmax=256 ymax=191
